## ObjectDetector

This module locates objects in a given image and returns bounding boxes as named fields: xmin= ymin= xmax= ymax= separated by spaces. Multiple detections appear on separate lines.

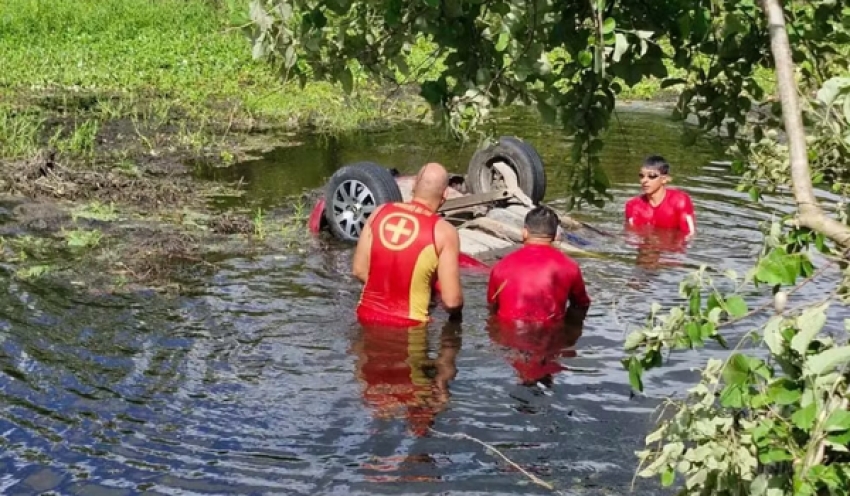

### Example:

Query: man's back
xmin=357 ymin=201 xmax=441 ymax=326
xmin=487 ymin=244 xmax=590 ymax=323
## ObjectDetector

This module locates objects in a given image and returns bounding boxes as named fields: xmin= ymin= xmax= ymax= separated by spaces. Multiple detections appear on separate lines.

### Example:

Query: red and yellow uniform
xmin=357 ymin=201 xmax=441 ymax=327
xmin=355 ymin=324 xmax=440 ymax=437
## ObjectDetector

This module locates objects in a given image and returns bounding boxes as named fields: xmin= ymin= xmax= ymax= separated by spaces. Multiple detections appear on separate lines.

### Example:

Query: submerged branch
xmin=429 ymin=428 xmax=559 ymax=492
xmin=763 ymin=0 xmax=850 ymax=249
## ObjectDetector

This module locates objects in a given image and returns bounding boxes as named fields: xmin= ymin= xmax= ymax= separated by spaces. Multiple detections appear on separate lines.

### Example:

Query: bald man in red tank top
xmin=625 ymin=155 xmax=696 ymax=236
xmin=352 ymin=162 xmax=464 ymax=327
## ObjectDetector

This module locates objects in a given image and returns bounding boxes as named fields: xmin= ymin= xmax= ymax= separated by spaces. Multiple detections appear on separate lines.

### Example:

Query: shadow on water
xmin=2 ymin=105 xmax=844 ymax=495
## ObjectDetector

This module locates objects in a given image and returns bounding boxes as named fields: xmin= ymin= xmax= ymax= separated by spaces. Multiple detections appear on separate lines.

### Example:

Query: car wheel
xmin=323 ymin=161 xmax=403 ymax=242
xmin=467 ymin=136 xmax=546 ymax=204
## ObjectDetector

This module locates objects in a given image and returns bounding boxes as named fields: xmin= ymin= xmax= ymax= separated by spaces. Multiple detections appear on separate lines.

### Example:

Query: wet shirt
xmin=625 ymin=188 xmax=695 ymax=234
xmin=486 ymin=244 xmax=591 ymax=324
xmin=357 ymin=201 xmax=441 ymax=327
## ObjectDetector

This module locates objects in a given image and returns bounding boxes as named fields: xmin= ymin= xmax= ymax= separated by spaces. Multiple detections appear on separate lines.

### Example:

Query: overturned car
xmin=307 ymin=136 xmax=591 ymax=268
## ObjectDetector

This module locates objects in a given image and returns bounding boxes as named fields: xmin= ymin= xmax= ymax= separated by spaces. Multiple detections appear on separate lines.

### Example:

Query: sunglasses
xmin=638 ymin=173 xmax=662 ymax=180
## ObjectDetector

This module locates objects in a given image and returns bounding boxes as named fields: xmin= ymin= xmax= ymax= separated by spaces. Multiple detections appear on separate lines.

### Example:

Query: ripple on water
xmin=4 ymin=109 xmax=846 ymax=495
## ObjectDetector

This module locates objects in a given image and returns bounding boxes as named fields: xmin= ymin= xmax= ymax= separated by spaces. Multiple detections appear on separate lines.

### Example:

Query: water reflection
xmin=2 ymin=107 xmax=793 ymax=495
xmin=352 ymin=322 xmax=461 ymax=438
xmin=625 ymin=227 xmax=691 ymax=271
xmin=487 ymin=308 xmax=585 ymax=388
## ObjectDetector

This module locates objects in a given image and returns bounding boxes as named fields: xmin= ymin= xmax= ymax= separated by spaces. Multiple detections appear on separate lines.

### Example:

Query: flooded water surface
xmin=1 ymin=105 xmax=839 ymax=495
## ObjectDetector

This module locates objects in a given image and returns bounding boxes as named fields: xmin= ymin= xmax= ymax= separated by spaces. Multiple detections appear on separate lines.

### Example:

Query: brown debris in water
xmin=1 ymin=150 xmax=195 ymax=206
xmin=113 ymin=229 xmax=213 ymax=283
xmin=208 ymin=212 xmax=254 ymax=235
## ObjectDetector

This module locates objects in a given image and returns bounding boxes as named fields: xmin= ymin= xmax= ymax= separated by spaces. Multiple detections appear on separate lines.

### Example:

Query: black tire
xmin=467 ymin=136 xmax=547 ymax=204
xmin=323 ymin=161 xmax=403 ymax=242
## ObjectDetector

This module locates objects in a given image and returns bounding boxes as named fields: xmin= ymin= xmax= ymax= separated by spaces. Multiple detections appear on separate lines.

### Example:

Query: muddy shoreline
xmin=0 ymin=95 xmax=709 ymax=294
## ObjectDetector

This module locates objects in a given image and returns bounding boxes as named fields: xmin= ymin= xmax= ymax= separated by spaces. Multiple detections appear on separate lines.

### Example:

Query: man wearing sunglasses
xmin=624 ymin=155 xmax=696 ymax=236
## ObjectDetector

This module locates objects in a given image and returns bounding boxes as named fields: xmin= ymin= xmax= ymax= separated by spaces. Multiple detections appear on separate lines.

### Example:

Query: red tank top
xmin=357 ymin=201 xmax=441 ymax=327
xmin=625 ymin=188 xmax=695 ymax=234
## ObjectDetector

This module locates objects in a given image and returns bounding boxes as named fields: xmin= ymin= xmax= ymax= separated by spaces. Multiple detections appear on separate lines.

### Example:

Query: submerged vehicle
xmin=307 ymin=136 xmax=591 ymax=269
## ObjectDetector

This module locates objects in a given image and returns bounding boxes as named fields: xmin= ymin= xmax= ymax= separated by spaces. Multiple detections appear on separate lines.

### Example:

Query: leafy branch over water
xmin=622 ymin=0 xmax=850 ymax=493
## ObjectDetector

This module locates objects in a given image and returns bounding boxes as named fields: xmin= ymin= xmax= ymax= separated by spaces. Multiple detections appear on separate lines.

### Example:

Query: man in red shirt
xmin=486 ymin=206 xmax=591 ymax=324
xmin=624 ymin=155 xmax=696 ymax=236
xmin=353 ymin=162 xmax=464 ymax=327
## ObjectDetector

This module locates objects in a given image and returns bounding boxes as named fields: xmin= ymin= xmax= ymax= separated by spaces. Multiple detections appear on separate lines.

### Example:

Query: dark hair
xmin=642 ymin=155 xmax=670 ymax=175
xmin=524 ymin=205 xmax=559 ymax=239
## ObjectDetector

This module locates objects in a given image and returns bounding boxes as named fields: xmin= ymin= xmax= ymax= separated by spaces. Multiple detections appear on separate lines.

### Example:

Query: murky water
xmin=2 ymin=105 xmax=845 ymax=495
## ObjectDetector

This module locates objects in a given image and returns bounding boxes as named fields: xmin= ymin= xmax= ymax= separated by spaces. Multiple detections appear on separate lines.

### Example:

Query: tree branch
xmin=763 ymin=0 xmax=850 ymax=249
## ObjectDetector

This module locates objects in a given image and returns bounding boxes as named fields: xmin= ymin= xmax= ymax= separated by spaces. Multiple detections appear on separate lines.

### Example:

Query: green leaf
xmin=720 ymin=383 xmax=745 ymax=408
xmin=686 ymin=322 xmax=702 ymax=346
xmin=791 ymin=402 xmax=817 ymax=430
xmin=628 ymin=356 xmax=644 ymax=392
xmin=723 ymin=353 xmax=750 ymax=386
xmin=758 ymin=448 xmax=793 ymax=464
xmin=827 ymin=430 xmax=850 ymax=445
xmin=816 ymin=77 xmax=850 ymax=106
xmin=766 ymin=378 xmax=801 ymax=405
xmin=624 ymin=331 xmax=645 ymax=350
xmin=495 ymin=31 xmax=509 ymax=52
xmin=707 ymin=292 xmax=721 ymax=312
xmin=602 ymin=17 xmax=616 ymax=35
xmin=747 ymin=356 xmax=771 ymax=380
xmin=688 ymin=289 xmax=701 ymax=316
xmin=755 ymin=248 xmax=800 ymax=286
xmin=804 ymin=345 xmax=850 ymax=377
xmin=725 ymin=295 xmax=748 ymax=318
xmin=578 ymin=50 xmax=593 ymax=67
xmin=791 ymin=302 xmax=829 ymax=356
xmin=824 ymin=410 xmax=850 ymax=432
xmin=661 ymin=467 xmax=675 ymax=487
xmin=763 ymin=315 xmax=785 ymax=355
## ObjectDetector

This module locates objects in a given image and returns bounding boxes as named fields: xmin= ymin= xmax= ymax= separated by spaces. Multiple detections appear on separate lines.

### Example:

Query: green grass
xmin=0 ymin=0 xmax=428 ymax=162
xmin=0 ymin=0 xmax=780 ymax=165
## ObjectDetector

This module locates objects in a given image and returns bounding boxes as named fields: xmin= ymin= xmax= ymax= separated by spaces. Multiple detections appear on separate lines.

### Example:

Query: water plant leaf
xmin=725 ymin=295 xmax=748 ymax=318
xmin=791 ymin=302 xmax=829 ymax=356
xmin=804 ymin=345 xmax=850 ymax=377
xmin=755 ymin=248 xmax=799 ymax=286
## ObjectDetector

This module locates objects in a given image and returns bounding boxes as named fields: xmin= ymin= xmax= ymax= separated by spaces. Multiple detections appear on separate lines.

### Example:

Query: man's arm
xmin=352 ymin=205 xmax=384 ymax=283
xmin=624 ymin=197 xmax=636 ymax=227
xmin=679 ymin=194 xmax=696 ymax=236
xmin=435 ymin=220 xmax=464 ymax=320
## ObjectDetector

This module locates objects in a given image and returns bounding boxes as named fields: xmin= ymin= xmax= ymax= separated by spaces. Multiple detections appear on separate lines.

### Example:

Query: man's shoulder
xmin=667 ymin=187 xmax=692 ymax=200
xmin=491 ymin=245 xmax=529 ymax=269
xmin=625 ymin=194 xmax=646 ymax=209
xmin=666 ymin=188 xmax=694 ymax=207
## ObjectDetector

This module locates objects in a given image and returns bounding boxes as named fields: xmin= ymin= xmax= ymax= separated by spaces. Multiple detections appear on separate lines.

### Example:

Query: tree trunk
xmin=762 ymin=0 xmax=850 ymax=249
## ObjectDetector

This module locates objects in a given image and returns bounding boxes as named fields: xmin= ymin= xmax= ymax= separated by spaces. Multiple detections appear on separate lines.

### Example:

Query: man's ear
xmin=521 ymin=227 xmax=529 ymax=242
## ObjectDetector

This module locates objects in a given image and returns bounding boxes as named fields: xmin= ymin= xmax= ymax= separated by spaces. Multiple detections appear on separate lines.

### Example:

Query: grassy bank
xmin=0 ymin=0 xmax=427 ymax=164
